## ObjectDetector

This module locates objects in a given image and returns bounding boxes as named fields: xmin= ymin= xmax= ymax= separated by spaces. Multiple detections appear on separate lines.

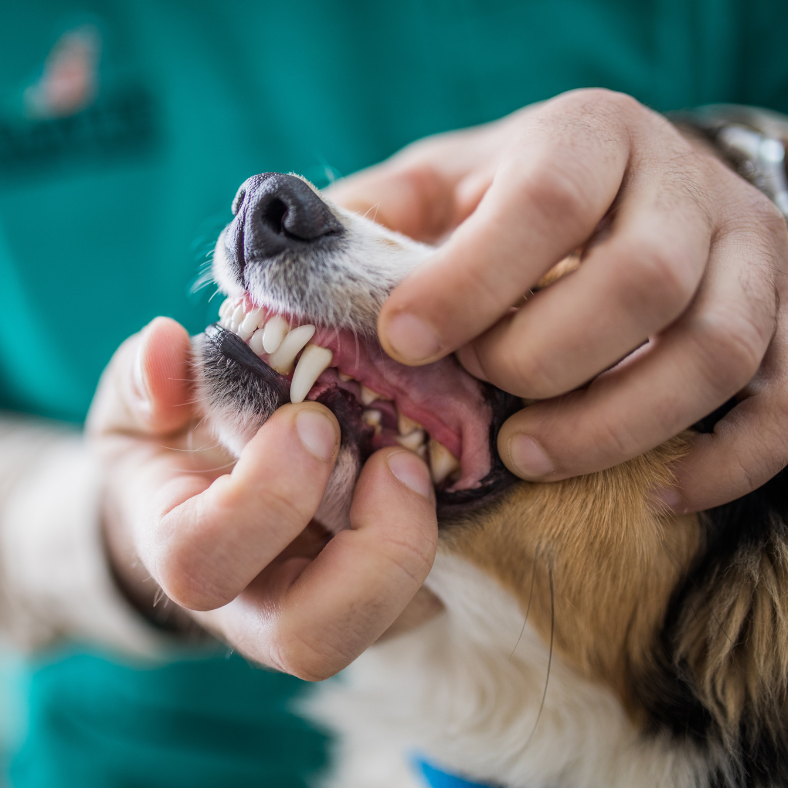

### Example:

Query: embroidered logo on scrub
xmin=0 ymin=22 xmax=159 ymax=177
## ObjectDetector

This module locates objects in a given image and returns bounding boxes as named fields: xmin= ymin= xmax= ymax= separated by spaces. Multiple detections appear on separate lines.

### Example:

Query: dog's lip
xmin=210 ymin=297 xmax=500 ymax=491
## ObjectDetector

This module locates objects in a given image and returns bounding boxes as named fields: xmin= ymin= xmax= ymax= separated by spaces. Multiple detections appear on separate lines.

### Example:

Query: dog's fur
xmin=197 ymin=173 xmax=788 ymax=788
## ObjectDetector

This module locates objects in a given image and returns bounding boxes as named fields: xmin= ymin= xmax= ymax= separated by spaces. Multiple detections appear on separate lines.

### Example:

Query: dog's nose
xmin=231 ymin=173 xmax=343 ymax=260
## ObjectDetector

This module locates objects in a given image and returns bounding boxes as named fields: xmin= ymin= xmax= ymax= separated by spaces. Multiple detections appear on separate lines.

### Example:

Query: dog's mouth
xmin=207 ymin=293 xmax=519 ymax=500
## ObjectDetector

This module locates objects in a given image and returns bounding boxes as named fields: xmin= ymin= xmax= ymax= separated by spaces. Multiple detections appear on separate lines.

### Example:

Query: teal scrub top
xmin=2 ymin=1 xmax=788 ymax=785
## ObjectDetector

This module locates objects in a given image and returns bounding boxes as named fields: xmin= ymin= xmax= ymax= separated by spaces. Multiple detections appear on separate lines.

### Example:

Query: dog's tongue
xmin=312 ymin=328 xmax=494 ymax=490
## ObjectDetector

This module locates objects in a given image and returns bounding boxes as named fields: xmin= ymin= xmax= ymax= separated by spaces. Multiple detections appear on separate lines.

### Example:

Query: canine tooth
xmin=360 ymin=384 xmax=387 ymax=406
xmin=338 ymin=372 xmax=354 ymax=382
xmin=263 ymin=315 xmax=289 ymax=353
xmin=398 ymin=413 xmax=422 ymax=435
xmin=269 ymin=325 xmax=316 ymax=374
xmin=219 ymin=298 xmax=233 ymax=319
xmin=289 ymin=344 xmax=333 ymax=403
xmin=428 ymin=439 xmax=460 ymax=485
xmin=249 ymin=328 xmax=265 ymax=356
xmin=396 ymin=429 xmax=426 ymax=452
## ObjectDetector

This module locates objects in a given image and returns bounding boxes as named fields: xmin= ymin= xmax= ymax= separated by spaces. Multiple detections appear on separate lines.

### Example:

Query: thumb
xmin=326 ymin=162 xmax=457 ymax=243
xmin=87 ymin=317 xmax=194 ymax=438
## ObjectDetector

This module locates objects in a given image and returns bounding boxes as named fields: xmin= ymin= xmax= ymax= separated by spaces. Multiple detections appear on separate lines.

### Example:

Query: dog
xmin=194 ymin=172 xmax=788 ymax=788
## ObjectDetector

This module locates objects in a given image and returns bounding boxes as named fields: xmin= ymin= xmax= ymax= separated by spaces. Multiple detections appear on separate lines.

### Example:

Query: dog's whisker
xmin=522 ymin=562 xmax=554 ymax=752
xmin=510 ymin=548 xmax=539 ymax=661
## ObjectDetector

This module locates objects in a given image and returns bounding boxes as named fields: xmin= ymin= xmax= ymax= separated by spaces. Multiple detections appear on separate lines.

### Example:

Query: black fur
xmin=634 ymin=399 xmax=788 ymax=786
xmin=200 ymin=324 xmax=289 ymax=418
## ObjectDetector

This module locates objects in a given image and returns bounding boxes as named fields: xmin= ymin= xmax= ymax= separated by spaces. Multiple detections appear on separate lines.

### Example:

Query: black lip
xmin=202 ymin=324 xmax=520 ymax=521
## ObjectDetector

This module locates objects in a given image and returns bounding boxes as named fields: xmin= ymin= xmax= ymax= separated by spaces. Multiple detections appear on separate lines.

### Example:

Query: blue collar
xmin=414 ymin=756 xmax=500 ymax=788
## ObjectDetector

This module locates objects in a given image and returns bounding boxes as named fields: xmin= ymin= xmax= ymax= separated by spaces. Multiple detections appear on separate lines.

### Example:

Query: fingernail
xmin=651 ymin=486 xmax=685 ymax=514
xmin=386 ymin=312 xmax=441 ymax=362
xmin=296 ymin=409 xmax=338 ymax=462
xmin=387 ymin=450 xmax=434 ymax=500
xmin=507 ymin=435 xmax=554 ymax=479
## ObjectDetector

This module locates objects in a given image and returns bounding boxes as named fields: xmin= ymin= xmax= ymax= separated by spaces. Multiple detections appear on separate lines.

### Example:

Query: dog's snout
xmin=230 ymin=173 xmax=343 ymax=266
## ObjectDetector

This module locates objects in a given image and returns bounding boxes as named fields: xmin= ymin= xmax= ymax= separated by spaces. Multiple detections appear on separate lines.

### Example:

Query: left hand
xmin=328 ymin=89 xmax=788 ymax=513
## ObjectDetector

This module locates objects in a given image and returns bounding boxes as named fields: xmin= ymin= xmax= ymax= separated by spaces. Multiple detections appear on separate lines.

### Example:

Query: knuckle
xmin=553 ymin=88 xmax=641 ymax=122
xmin=626 ymin=242 xmax=698 ymax=317
xmin=518 ymin=160 xmax=595 ymax=231
xmin=503 ymin=349 xmax=566 ymax=399
xmin=689 ymin=309 xmax=766 ymax=392
xmin=256 ymin=487 xmax=312 ymax=528
xmin=377 ymin=531 xmax=436 ymax=586
xmin=153 ymin=539 xmax=230 ymax=611
xmin=592 ymin=414 xmax=643 ymax=463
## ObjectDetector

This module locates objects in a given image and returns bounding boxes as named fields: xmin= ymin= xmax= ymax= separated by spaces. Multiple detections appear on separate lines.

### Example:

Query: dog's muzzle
xmin=223 ymin=173 xmax=345 ymax=283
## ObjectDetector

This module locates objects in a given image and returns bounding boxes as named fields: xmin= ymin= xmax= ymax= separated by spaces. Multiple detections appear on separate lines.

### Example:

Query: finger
xmin=496 ymin=227 xmax=778 ymax=481
xmin=659 ymin=295 xmax=788 ymax=513
xmin=202 ymin=447 xmax=437 ymax=681
xmin=378 ymin=92 xmax=634 ymax=365
xmin=658 ymin=385 xmax=788 ymax=514
xmin=87 ymin=317 xmax=194 ymax=438
xmin=463 ymin=154 xmax=713 ymax=398
xmin=326 ymin=122 xmax=510 ymax=241
xmin=327 ymin=161 xmax=458 ymax=242
xmin=138 ymin=403 xmax=341 ymax=611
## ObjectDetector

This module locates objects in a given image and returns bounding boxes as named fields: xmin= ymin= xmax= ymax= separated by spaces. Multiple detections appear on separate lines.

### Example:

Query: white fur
xmin=207 ymin=184 xmax=711 ymax=787
xmin=213 ymin=207 xmax=432 ymax=336
xmin=307 ymin=551 xmax=708 ymax=788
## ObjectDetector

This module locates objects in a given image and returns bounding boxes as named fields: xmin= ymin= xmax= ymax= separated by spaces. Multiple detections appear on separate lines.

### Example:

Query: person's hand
xmin=329 ymin=89 xmax=788 ymax=513
xmin=88 ymin=317 xmax=438 ymax=680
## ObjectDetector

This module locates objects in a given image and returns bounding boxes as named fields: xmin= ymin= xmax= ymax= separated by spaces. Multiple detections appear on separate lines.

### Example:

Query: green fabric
xmin=1 ymin=0 xmax=788 ymax=784
xmin=10 ymin=650 xmax=327 ymax=787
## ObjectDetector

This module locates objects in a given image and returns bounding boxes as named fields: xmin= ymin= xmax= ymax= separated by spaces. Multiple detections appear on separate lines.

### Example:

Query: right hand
xmin=88 ymin=317 xmax=439 ymax=680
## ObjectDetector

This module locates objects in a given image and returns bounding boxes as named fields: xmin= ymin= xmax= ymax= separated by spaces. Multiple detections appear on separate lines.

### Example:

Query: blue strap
xmin=414 ymin=756 xmax=499 ymax=788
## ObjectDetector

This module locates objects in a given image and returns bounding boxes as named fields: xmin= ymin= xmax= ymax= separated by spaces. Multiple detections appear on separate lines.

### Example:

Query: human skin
xmin=91 ymin=318 xmax=438 ymax=680
xmin=95 ymin=89 xmax=788 ymax=676
xmin=330 ymin=89 xmax=788 ymax=514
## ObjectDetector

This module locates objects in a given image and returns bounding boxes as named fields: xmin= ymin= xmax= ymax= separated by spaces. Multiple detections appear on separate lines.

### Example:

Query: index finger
xmin=199 ymin=447 xmax=438 ymax=681
xmin=378 ymin=91 xmax=634 ymax=365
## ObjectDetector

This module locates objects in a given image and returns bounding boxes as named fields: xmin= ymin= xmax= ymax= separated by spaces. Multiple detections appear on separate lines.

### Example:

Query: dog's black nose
xmin=230 ymin=173 xmax=343 ymax=262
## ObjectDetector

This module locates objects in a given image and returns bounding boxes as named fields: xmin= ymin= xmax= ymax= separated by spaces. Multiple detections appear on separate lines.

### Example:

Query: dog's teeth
xmin=263 ymin=315 xmax=289 ymax=353
xmin=362 ymin=409 xmax=382 ymax=434
xmin=360 ymin=385 xmax=387 ymax=406
xmin=231 ymin=304 xmax=245 ymax=327
xmin=269 ymin=325 xmax=316 ymax=374
xmin=428 ymin=439 xmax=460 ymax=485
xmin=396 ymin=429 xmax=426 ymax=452
xmin=239 ymin=308 xmax=265 ymax=340
xmin=218 ymin=298 xmax=233 ymax=319
xmin=398 ymin=414 xmax=422 ymax=435
xmin=338 ymin=372 xmax=354 ymax=382
xmin=249 ymin=328 xmax=265 ymax=356
xmin=289 ymin=344 xmax=333 ymax=403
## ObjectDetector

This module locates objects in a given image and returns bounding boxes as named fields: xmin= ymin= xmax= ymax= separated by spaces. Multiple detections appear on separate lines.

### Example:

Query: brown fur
xmin=445 ymin=438 xmax=702 ymax=722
